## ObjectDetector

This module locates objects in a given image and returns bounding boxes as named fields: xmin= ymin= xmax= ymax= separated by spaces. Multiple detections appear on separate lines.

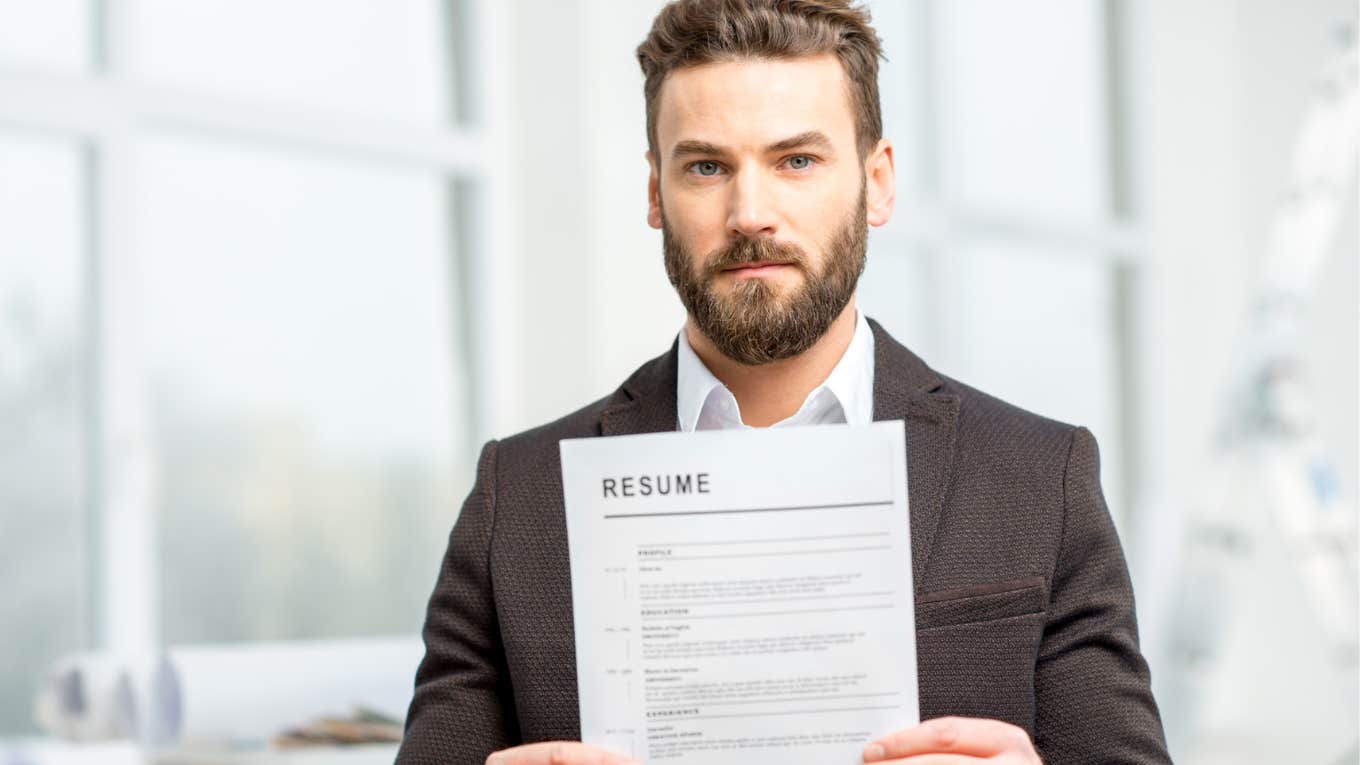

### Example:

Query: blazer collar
xmin=601 ymin=336 xmax=680 ymax=436
xmin=600 ymin=317 xmax=958 ymax=590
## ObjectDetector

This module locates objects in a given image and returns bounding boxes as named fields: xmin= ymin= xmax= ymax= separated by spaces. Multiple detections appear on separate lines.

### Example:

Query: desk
xmin=0 ymin=741 xmax=398 ymax=765
xmin=157 ymin=745 xmax=399 ymax=765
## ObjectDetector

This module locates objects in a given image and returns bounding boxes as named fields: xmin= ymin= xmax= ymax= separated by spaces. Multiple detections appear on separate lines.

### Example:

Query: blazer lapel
xmin=868 ymin=319 xmax=959 ymax=592
xmin=600 ymin=338 xmax=680 ymax=436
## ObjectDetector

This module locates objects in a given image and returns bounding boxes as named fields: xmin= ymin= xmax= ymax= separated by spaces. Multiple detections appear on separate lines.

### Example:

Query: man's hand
xmin=862 ymin=717 xmax=1042 ymax=763
xmin=485 ymin=741 xmax=640 ymax=765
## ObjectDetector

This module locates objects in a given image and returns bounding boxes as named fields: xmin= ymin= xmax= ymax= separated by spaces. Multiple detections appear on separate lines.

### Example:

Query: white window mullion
xmin=86 ymin=0 xmax=159 ymax=659
xmin=0 ymin=70 xmax=486 ymax=173
xmin=463 ymin=0 xmax=515 ymax=443
xmin=877 ymin=203 xmax=1143 ymax=264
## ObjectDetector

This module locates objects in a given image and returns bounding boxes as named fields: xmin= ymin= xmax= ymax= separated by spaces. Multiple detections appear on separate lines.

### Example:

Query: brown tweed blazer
xmin=396 ymin=319 xmax=1171 ymax=764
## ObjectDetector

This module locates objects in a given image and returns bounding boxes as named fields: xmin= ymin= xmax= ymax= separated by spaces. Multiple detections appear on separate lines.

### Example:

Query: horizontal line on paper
xmin=603 ymin=500 xmax=893 ymax=519
xmin=685 ymin=704 xmax=900 ymax=720
xmin=641 ymin=604 xmax=893 ymax=621
xmin=647 ymin=692 xmax=902 ymax=710
xmin=661 ymin=545 xmax=891 ymax=561
xmin=639 ymin=591 xmax=897 ymax=607
xmin=639 ymin=532 xmax=890 ymax=547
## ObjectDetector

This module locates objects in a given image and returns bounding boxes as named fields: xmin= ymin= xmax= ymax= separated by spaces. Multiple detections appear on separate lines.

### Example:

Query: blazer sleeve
xmin=1033 ymin=427 xmax=1171 ymax=764
xmin=397 ymin=439 xmax=519 ymax=765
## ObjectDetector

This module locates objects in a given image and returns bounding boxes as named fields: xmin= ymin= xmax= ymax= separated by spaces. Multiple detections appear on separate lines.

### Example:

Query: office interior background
xmin=0 ymin=0 xmax=1356 ymax=763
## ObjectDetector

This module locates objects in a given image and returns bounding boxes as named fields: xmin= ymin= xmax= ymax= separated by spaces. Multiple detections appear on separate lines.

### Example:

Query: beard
xmin=662 ymin=190 xmax=867 ymax=366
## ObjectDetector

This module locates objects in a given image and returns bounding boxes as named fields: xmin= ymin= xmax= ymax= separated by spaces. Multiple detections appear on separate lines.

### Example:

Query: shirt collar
xmin=675 ymin=310 xmax=875 ymax=431
xmin=819 ymin=309 xmax=875 ymax=426
xmin=675 ymin=324 xmax=725 ymax=433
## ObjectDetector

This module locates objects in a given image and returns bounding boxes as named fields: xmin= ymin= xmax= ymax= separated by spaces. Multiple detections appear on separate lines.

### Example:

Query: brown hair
xmin=637 ymin=0 xmax=884 ymax=161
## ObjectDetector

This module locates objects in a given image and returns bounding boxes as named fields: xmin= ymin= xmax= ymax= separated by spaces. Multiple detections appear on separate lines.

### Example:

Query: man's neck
xmin=684 ymin=300 xmax=860 ymax=427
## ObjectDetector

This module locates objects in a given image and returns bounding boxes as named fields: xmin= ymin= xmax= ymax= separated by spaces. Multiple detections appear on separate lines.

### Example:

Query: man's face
xmin=648 ymin=54 xmax=885 ymax=365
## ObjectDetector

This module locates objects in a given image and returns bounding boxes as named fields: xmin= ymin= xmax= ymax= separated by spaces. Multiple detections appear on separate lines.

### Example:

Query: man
xmin=397 ymin=1 xmax=1170 ymax=763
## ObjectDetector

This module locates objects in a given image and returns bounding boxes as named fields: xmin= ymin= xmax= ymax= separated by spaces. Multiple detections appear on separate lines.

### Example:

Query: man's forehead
xmin=654 ymin=53 xmax=857 ymax=156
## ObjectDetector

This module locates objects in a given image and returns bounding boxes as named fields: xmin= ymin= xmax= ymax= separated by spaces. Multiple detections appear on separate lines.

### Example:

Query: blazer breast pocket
xmin=913 ymin=575 xmax=1048 ymax=731
xmin=914 ymin=575 xmax=1048 ymax=630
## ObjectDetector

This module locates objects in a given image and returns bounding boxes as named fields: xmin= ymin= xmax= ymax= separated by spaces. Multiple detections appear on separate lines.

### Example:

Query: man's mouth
xmin=722 ymin=261 xmax=795 ymax=278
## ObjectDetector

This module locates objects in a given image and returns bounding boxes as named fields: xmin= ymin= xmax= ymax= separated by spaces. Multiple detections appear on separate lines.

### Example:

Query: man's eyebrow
xmin=764 ymin=130 xmax=835 ymax=154
xmin=668 ymin=131 xmax=836 ymax=162
xmin=670 ymin=140 xmax=728 ymax=161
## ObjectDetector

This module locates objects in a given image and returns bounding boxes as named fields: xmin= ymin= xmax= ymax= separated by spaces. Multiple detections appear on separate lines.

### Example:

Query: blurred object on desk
xmin=272 ymin=708 xmax=401 ymax=749
xmin=32 ymin=654 xmax=127 ymax=743
xmin=29 ymin=637 xmax=420 ymax=754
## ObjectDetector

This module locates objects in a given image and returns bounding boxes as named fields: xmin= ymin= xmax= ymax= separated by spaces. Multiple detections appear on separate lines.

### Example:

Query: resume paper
xmin=560 ymin=422 xmax=918 ymax=764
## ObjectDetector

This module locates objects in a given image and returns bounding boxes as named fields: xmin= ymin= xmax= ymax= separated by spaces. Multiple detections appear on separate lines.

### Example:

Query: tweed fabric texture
xmin=396 ymin=319 xmax=1171 ymax=764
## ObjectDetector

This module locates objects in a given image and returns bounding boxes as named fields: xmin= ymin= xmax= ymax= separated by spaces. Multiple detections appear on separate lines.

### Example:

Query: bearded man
xmin=396 ymin=1 xmax=1171 ymax=764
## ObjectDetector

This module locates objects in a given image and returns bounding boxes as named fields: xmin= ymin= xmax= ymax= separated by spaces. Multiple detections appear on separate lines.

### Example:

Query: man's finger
xmin=864 ymin=716 xmax=1032 ymax=760
xmin=875 ymin=751 xmax=984 ymax=756
xmin=487 ymin=741 xmax=639 ymax=765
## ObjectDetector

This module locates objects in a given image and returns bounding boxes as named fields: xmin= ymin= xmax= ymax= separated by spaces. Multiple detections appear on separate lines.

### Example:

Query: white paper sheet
xmin=560 ymin=422 xmax=918 ymax=765
xmin=117 ymin=637 xmax=422 ymax=748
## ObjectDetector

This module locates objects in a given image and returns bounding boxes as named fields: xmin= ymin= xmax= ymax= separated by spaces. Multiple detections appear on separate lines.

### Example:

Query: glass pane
xmin=0 ymin=0 xmax=91 ymax=72
xmin=934 ymin=241 xmax=1126 ymax=518
xmin=934 ymin=0 xmax=1110 ymax=222
xmin=126 ymin=0 xmax=455 ymax=124
xmin=0 ymin=131 xmax=88 ymax=734
xmin=131 ymin=133 xmax=470 ymax=643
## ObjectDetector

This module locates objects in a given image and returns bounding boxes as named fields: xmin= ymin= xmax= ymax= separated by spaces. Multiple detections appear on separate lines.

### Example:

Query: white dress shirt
xmin=675 ymin=310 xmax=875 ymax=431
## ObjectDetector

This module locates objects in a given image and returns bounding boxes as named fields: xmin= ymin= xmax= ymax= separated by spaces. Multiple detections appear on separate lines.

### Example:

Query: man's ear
xmin=864 ymin=138 xmax=895 ymax=227
xmin=646 ymin=150 xmax=663 ymax=230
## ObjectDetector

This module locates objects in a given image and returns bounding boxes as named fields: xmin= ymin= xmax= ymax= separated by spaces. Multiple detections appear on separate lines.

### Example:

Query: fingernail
xmin=863 ymin=743 xmax=885 ymax=762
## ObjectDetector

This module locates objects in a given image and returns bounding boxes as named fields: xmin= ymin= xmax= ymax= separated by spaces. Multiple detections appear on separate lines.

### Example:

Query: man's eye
xmin=786 ymin=155 xmax=813 ymax=170
xmin=691 ymin=161 xmax=722 ymax=176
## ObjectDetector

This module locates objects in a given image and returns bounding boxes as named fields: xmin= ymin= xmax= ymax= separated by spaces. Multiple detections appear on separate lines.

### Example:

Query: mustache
xmin=702 ymin=235 xmax=809 ymax=278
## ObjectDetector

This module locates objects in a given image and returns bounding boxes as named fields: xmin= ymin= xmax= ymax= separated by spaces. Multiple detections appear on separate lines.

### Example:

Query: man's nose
xmin=725 ymin=169 xmax=779 ymax=238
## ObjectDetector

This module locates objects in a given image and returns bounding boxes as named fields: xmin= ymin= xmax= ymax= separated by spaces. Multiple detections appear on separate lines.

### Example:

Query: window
xmin=0 ymin=0 xmax=495 ymax=735
xmin=0 ymin=131 xmax=89 ymax=736
xmin=862 ymin=0 xmax=1135 ymax=523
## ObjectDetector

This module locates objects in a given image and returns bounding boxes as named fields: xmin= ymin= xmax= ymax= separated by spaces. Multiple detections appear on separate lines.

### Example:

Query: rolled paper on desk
xmin=116 ymin=636 xmax=423 ymax=748
xmin=32 ymin=653 xmax=129 ymax=742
